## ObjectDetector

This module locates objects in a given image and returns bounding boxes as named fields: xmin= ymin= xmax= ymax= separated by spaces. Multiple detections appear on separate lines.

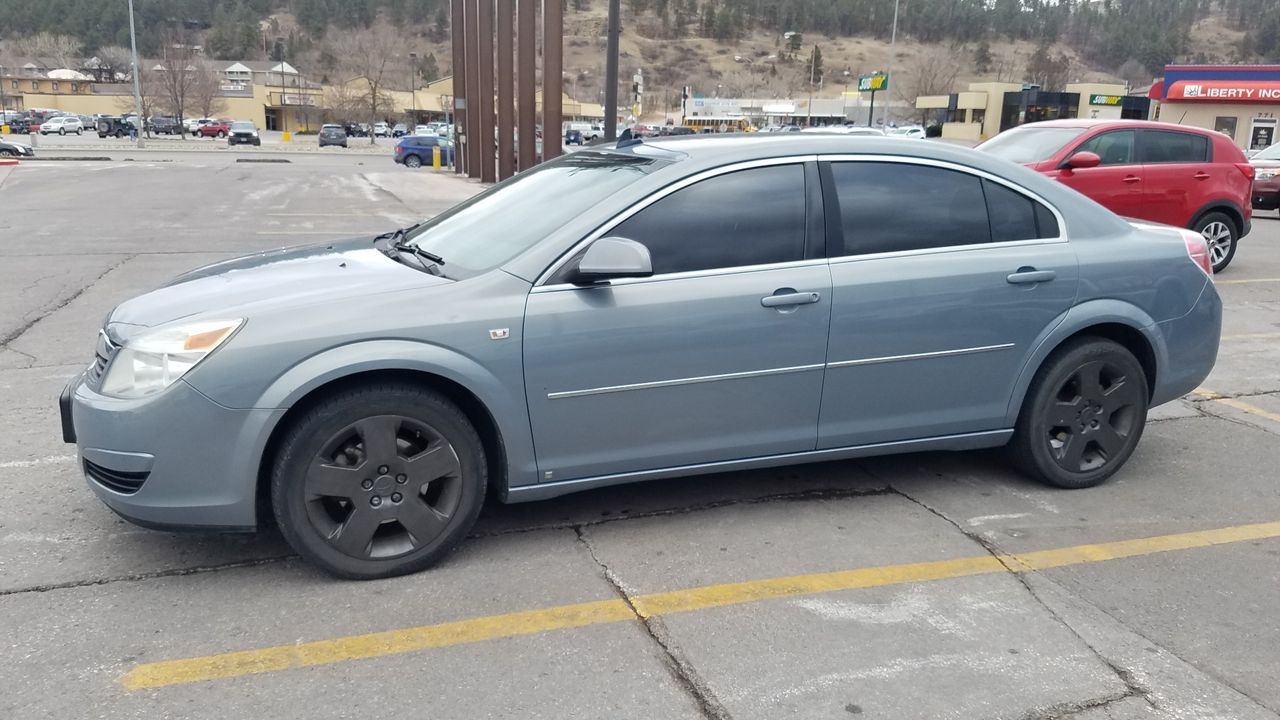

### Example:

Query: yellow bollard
xmin=0 ymin=125 xmax=8 ymax=134
xmin=432 ymin=145 xmax=441 ymax=169
xmin=282 ymin=131 xmax=292 ymax=143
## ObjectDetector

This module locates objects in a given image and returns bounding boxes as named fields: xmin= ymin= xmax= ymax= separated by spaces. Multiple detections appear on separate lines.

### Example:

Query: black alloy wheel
xmin=272 ymin=384 xmax=486 ymax=579
xmin=1010 ymin=338 xmax=1148 ymax=489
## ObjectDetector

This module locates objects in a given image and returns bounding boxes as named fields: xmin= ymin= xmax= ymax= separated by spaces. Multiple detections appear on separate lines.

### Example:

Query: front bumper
xmin=1253 ymin=181 xmax=1280 ymax=210
xmin=228 ymin=135 xmax=260 ymax=145
xmin=62 ymin=372 xmax=284 ymax=531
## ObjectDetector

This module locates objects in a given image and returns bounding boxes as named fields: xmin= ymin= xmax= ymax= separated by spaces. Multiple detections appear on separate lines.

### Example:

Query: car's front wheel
xmin=271 ymin=383 xmax=487 ymax=579
xmin=1194 ymin=212 xmax=1238 ymax=273
xmin=1009 ymin=338 xmax=1148 ymax=489
xmin=404 ymin=154 xmax=422 ymax=168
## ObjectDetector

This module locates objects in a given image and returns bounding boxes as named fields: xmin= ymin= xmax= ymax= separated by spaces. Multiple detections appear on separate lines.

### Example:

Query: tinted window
xmin=830 ymin=162 xmax=989 ymax=255
xmin=1142 ymin=130 xmax=1209 ymax=163
xmin=977 ymin=126 xmax=1089 ymax=163
xmin=1075 ymin=130 xmax=1135 ymax=166
xmin=611 ymin=164 xmax=807 ymax=275
xmin=983 ymin=180 xmax=1059 ymax=241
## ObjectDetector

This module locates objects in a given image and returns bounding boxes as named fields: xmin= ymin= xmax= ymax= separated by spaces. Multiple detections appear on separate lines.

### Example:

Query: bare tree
xmin=154 ymin=31 xmax=200 ymax=135
xmin=14 ymin=32 xmax=82 ymax=69
xmin=189 ymin=61 xmax=229 ymax=119
xmin=895 ymin=48 xmax=963 ymax=123
xmin=329 ymin=21 xmax=409 ymax=144
xmin=116 ymin=68 xmax=165 ymax=137
xmin=85 ymin=45 xmax=132 ymax=82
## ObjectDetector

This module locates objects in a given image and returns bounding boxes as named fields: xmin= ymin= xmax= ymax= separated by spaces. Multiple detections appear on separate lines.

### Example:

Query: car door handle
xmin=1193 ymin=172 xmax=1211 ymax=180
xmin=1121 ymin=175 xmax=1141 ymax=184
xmin=1007 ymin=268 xmax=1056 ymax=285
xmin=761 ymin=291 xmax=821 ymax=308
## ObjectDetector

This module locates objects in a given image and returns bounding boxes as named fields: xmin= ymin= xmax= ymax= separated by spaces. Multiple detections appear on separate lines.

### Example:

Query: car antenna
xmin=617 ymin=136 xmax=643 ymax=148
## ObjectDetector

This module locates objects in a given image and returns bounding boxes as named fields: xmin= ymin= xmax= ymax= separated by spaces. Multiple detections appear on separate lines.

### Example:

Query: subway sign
xmin=858 ymin=73 xmax=889 ymax=92
xmin=1166 ymin=80 xmax=1280 ymax=102
xmin=1090 ymin=94 xmax=1123 ymax=106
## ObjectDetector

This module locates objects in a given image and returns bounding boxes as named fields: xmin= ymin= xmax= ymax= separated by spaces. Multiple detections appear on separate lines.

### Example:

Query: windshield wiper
xmin=392 ymin=241 xmax=445 ymax=266
xmin=375 ymin=222 xmax=422 ymax=246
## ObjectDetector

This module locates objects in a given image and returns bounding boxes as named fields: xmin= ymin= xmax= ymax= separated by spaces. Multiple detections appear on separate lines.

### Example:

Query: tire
xmin=404 ymin=154 xmax=422 ymax=168
xmin=59 ymin=128 xmax=66 ymax=135
xmin=76 ymin=128 xmax=82 ymax=135
xmin=0 ymin=149 xmax=14 ymax=157
xmin=1009 ymin=337 xmax=1148 ymax=489
xmin=217 ymin=130 xmax=225 ymax=138
xmin=271 ymin=383 xmax=487 ymax=579
xmin=1193 ymin=211 xmax=1238 ymax=273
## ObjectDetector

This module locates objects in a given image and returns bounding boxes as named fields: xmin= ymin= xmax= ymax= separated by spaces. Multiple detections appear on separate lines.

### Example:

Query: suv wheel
xmin=271 ymin=383 xmax=487 ymax=579
xmin=217 ymin=130 xmax=226 ymax=138
xmin=404 ymin=154 xmax=422 ymax=168
xmin=1009 ymin=338 xmax=1148 ymax=489
xmin=1194 ymin=212 xmax=1238 ymax=273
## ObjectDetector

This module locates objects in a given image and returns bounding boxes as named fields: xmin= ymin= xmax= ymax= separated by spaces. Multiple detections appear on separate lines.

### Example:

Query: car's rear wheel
xmin=404 ymin=154 xmax=422 ymax=168
xmin=0 ymin=149 xmax=14 ymax=157
xmin=1009 ymin=338 xmax=1148 ymax=489
xmin=271 ymin=383 xmax=486 ymax=579
xmin=1194 ymin=212 xmax=1237 ymax=273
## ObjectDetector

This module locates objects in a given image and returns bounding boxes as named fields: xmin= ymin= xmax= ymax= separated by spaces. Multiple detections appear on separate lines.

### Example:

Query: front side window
xmin=830 ymin=162 xmax=989 ymax=255
xmin=1141 ymin=130 xmax=1210 ymax=163
xmin=1074 ymin=130 xmax=1136 ymax=166
xmin=977 ymin=126 xmax=1088 ymax=164
xmin=610 ymin=164 xmax=807 ymax=275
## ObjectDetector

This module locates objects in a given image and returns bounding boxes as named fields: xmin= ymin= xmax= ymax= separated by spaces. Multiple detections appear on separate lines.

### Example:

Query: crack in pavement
xmin=0 ymin=254 xmax=135 ymax=352
xmin=0 ymin=554 xmax=294 ymax=597
xmin=574 ymin=525 xmax=732 ymax=720
xmin=1018 ymin=689 xmax=1142 ymax=720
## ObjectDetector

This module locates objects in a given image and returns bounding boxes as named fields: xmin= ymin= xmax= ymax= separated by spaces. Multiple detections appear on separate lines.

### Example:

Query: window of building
xmin=829 ymin=162 xmax=990 ymax=255
xmin=1141 ymin=130 xmax=1210 ymax=163
xmin=10 ymin=80 xmax=17 ymax=90
xmin=1213 ymin=117 xmax=1237 ymax=140
xmin=31 ymin=80 xmax=39 ymax=91
xmin=71 ymin=82 xmax=80 ymax=93
xmin=1075 ymin=129 xmax=1136 ymax=166
xmin=51 ymin=81 xmax=59 ymax=92
xmin=611 ymin=164 xmax=808 ymax=275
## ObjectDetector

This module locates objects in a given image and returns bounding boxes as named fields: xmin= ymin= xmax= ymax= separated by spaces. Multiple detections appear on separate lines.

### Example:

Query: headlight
xmin=1258 ymin=169 xmax=1278 ymax=180
xmin=100 ymin=319 xmax=243 ymax=399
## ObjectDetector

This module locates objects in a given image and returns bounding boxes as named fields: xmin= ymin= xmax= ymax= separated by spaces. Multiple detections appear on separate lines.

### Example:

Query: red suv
xmin=979 ymin=120 xmax=1254 ymax=272
xmin=194 ymin=119 xmax=233 ymax=138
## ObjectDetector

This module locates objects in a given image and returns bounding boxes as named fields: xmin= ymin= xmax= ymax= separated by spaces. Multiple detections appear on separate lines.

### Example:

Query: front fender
xmin=1003 ymin=299 xmax=1166 ymax=425
xmin=250 ymin=339 xmax=538 ymax=490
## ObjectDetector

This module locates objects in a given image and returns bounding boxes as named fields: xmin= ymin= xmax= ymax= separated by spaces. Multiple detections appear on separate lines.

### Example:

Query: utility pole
xmin=409 ymin=51 xmax=418 ymax=124
xmin=127 ymin=0 xmax=145 ymax=148
xmin=882 ymin=0 xmax=900 ymax=127
xmin=604 ymin=0 xmax=621 ymax=140
xmin=805 ymin=45 xmax=816 ymax=128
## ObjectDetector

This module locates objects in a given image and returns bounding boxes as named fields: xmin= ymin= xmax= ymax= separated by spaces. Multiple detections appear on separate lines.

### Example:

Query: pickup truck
xmin=194 ymin=120 xmax=233 ymax=138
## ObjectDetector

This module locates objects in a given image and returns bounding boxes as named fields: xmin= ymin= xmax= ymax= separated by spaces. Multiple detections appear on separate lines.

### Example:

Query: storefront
xmin=917 ymin=82 xmax=1149 ymax=143
xmin=1150 ymin=65 xmax=1280 ymax=151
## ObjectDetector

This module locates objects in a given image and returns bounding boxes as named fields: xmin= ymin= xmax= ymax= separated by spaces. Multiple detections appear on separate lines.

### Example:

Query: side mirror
xmin=1064 ymin=151 xmax=1101 ymax=170
xmin=570 ymin=237 xmax=653 ymax=284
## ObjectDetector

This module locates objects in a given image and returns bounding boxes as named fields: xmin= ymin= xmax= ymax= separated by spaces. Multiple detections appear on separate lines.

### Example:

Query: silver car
xmin=61 ymin=136 xmax=1222 ymax=578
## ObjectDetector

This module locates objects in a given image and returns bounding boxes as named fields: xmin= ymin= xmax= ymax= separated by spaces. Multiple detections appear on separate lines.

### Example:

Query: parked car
xmin=95 ymin=116 xmax=134 ymax=138
xmin=319 ymin=124 xmax=348 ymax=148
xmin=656 ymin=126 xmax=694 ymax=136
xmin=564 ymin=128 xmax=583 ymax=145
xmin=0 ymin=137 xmax=35 ymax=158
xmin=1249 ymin=143 xmax=1279 ymax=215
xmin=888 ymin=125 xmax=927 ymax=139
xmin=394 ymin=134 xmax=453 ymax=167
xmin=149 ymin=116 xmax=180 ymax=135
xmin=566 ymin=121 xmax=602 ymax=140
xmin=186 ymin=117 xmax=214 ymax=134
xmin=414 ymin=124 xmax=433 ymax=136
xmin=228 ymin=121 xmax=261 ymax=146
xmin=39 ymin=115 xmax=84 ymax=135
xmin=343 ymin=123 xmax=369 ymax=138
xmin=392 ymin=123 xmax=408 ymax=137
xmin=195 ymin=119 xmax=233 ymax=138
xmin=62 ymin=136 xmax=1222 ymax=579
xmin=374 ymin=122 xmax=391 ymax=137
xmin=978 ymin=119 xmax=1254 ymax=272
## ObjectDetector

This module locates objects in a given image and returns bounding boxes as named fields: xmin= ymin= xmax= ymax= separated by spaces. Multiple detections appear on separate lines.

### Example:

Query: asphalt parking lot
xmin=1 ymin=153 xmax=1279 ymax=720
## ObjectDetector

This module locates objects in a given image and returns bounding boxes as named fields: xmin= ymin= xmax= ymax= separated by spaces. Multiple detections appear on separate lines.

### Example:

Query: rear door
xmin=1138 ymin=129 xmax=1212 ymax=228
xmin=817 ymin=158 xmax=1078 ymax=448
xmin=1053 ymin=129 xmax=1146 ymax=220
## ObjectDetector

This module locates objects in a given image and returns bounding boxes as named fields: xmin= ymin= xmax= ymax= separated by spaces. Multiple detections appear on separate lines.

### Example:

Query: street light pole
xmin=126 ymin=0 xmax=145 ymax=148
xmin=409 ymin=51 xmax=417 ymax=124
xmin=880 ymin=0 xmax=900 ymax=128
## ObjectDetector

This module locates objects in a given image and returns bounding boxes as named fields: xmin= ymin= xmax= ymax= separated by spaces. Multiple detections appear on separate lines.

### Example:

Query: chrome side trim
xmin=506 ymin=429 xmax=1015 ymax=503
xmin=827 ymin=238 xmax=1061 ymax=265
xmin=826 ymin=343 xmax=1015 ymax=369
xmin=547 ymin=363 xmax=825 ymax=400
xmin=533 ymin=154 xmax=820 ymax=287
xmin=533 ymin=257 xmax=828 ymax=293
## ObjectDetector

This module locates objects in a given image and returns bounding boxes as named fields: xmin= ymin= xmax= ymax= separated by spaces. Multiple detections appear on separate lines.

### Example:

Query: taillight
xmin=1235 ymin=163 xmax=1256 ymax=181
xmin=1180 ymin=228 xmax=1213 ymax=278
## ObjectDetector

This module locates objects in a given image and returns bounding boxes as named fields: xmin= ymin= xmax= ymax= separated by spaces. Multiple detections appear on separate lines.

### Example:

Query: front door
xmin=1053 ymin=128 xmax=1146 ymax=220
xmin=523 ymin=162 xmax=832 ymax=482
xmin=817 ymin=160 xmax=1079 ymax=448
xmin=1250 ymin=118 xmax=1276 ymax=152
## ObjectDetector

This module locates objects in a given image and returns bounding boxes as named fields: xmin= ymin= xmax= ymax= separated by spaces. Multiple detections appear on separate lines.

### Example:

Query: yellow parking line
xmin=1216 ymin=277 xmax=1280 ymax=285
xmin=1193 ymin=388 xmax=1280 ymax=423
xmin=121 ymin=519 xmax=1280 ymax=691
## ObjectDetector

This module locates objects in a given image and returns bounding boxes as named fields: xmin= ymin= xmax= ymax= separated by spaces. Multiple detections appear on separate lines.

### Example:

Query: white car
xmin=888 ymin=125 xmax=927 ymax=139
xmin=800 ymin=125 xmax=885 ymax=136
xmin=414 ymin=124 xmax=434 ymax=136
xmin=566 ymin=122 xmax=603 ymax=141
xmin=39 ymin=116 xmax=83 ymax=135
xmin=185 ymin=118 xmax=214 ymax=133
xmin=374 ymin=122 xmax=390 ymax=137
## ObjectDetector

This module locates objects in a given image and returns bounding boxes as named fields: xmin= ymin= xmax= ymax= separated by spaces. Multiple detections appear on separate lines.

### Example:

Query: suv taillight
xmin=1181 ymin=228 xmax=1213 ymax=278
xmin=1235 ymin=163 xmax=1256 ymax=181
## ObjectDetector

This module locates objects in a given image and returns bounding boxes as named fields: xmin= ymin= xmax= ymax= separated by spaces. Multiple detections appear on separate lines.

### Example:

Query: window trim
xmin=1137 ymin=128 xmax=1213 ymax=164
xmin=533 ymin=154 xmax=820 ymax=290
xmin=816 ymin=153 xmax=1068 ymax=265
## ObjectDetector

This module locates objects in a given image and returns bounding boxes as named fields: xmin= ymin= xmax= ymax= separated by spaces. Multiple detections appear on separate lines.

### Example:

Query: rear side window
xmin=612 ymin=164 xmax=807 ymax=275
xmin=1141 ymin=130 xmax=1210 ymax=163
xmin=983 ymin=180 xmax=1060 ymax=241
xmin=829 ymin=162 xmax=989 ymax=255
xmin=1074 ymin=130 xmax=1136 ymax=166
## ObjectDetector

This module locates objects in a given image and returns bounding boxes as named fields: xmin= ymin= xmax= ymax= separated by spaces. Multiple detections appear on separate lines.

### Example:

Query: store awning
xmin=1164 ymin=79 xmax=1280 ymax=102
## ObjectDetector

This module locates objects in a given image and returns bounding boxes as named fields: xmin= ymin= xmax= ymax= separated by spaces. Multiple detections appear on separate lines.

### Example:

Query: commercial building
xmin=1148 ymin=64 xmax=1280 ymax=152
xmin=916 ymin=81 xmax=1150 ymax=143
xmin=682 ymin=94 xmax=911 ymax=128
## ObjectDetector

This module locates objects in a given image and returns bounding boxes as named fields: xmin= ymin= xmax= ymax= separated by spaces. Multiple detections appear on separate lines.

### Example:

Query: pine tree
xmin=974 ymin=40 xmax=993 ymax=74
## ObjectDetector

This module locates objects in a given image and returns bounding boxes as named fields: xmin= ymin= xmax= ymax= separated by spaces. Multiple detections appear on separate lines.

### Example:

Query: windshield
xmin=231 ymin=122 xmax=255 ymax=131
xmin=1255 ymin=144 xmax=1280 ymax=161
xmin=404 ymin=152 xmax=664 ymax=277
xmin=978 ymin=126 xmax=1090 ymax=164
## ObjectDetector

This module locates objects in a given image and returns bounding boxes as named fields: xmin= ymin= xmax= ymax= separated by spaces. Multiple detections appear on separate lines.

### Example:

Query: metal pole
xmin=496 ymin=0 xmax=515 ymax=180
xmin=541 ymin=0 xmax=562 ymax=160
xmin=805 ymin=46 xmax=815 ymax=128
xmin=516 ymin=0 xmax=537 ymax=169
xmin=127 ymin=0 xmax=145 ymax=148
xmin=882 ymin=0 xmax=899 ymax=127
xmin=604 ymin=0 xmax=620 ymax=140
xmin=464 ymin=0 xmax=481 ymax=177
xmin=409 ymin=51 xmax=417 ymax=124
xmin=451 ymin=0 xmax=467 ymax=174
xmin=868 ymin=90 xmax=875 ymax=127
xmin=477 ymin=0 xmax=496 ymax=183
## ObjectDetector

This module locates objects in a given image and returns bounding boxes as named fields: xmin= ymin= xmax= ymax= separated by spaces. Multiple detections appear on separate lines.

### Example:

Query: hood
xmin=108 ymin=237 xmax=449 ymax=331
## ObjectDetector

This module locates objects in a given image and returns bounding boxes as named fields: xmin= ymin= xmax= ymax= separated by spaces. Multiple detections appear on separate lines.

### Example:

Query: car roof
xmin=1015 ymin=119 xmax=1219 ymax=136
